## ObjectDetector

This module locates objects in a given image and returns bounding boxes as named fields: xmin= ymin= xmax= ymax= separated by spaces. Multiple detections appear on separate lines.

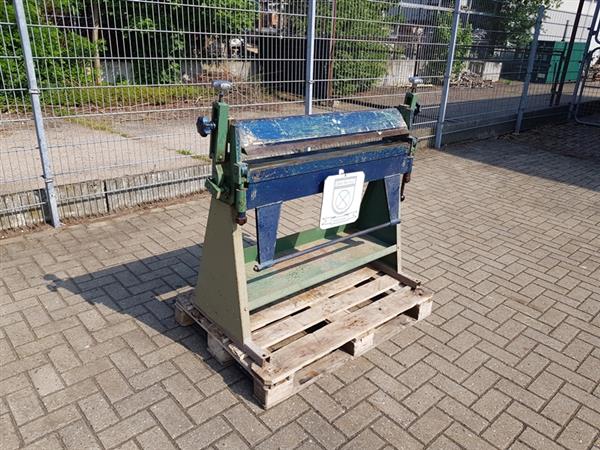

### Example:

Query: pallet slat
xmin=253 ymin=275 xmax=401 ymax=348
xmin=254 ymin=285 xmax=428 ymax=385
xmin=250 ymin=266 xmax=376 ymax=331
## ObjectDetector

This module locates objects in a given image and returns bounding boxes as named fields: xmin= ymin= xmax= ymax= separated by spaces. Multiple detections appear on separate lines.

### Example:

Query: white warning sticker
xmin=319 ymin=170 xmax=365 ymax=230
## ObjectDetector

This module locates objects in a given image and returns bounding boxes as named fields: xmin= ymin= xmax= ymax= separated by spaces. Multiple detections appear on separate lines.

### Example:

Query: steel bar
xmin=570 ymin=0 xmax=600 ymax=119
xmin=516 ymin=6 xmax=545 ymax=134
xmin=13 ymin=0 xmax=61 ymax=227
xmin=304 ymin=0 xmax=317 ymax=115
xmin=554 ymin=0 xmax=586 ymax=106
xmin=434 ymin=0 xmax=461 ymax=149
xmin=254 ymin=221 xmax=399 ymax=271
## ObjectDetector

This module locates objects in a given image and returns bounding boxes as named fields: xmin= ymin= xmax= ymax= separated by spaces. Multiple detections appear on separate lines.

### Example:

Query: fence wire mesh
xmin=1 ymin=0 xmax=599 ymax=230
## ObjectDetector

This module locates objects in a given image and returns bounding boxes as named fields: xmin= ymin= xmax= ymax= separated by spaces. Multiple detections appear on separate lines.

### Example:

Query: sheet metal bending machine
xmin=187 ymin=79 xmax=433 ymax=406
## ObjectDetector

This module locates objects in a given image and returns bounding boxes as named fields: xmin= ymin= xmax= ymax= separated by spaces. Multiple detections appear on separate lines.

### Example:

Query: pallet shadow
xmin=43 ymin=239 xmax=264 ymax=409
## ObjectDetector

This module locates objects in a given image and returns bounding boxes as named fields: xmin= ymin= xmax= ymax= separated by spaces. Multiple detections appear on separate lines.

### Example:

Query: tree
xmin=290 ymin=0 xmax=392 ymax=97
xmin=481 ymin=0 xmax=562 ymax=47
xmin=0 ymin=0 xmax=96 ymax=108
xmin=437 ymin=11 xmax=473 ymax=77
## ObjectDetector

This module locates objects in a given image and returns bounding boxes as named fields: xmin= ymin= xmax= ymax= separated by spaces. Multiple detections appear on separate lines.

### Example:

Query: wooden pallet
xmin=175 ymin=265 xmax=433 ymax=409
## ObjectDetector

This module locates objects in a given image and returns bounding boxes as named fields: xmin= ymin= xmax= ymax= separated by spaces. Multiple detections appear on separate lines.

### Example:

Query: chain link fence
xmin=1 ymin=0 xmax=599 ymax=230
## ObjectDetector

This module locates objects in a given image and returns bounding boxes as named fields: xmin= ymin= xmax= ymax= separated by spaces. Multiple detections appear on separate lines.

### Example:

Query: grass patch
xmin=42 ymin=85 xmax=211 ymax=111
xmin=67 ymin=117 xmax=130 ymax=137
xmin=176 ymin=149 xmax=211 ymax=163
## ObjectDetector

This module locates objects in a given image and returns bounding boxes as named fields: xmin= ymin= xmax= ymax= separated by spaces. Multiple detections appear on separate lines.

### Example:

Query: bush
xmin=0 ymin=1 xmax=97 ymax=94
xmin=330 ymin=0 xmax=391 ymax=97
xmin=40 ymin=85 xmax=211 ymax=112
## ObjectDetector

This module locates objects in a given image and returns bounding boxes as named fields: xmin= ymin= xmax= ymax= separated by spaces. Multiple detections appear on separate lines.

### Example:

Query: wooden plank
xmin=250 ymin=266 xmax=376 ymax=331
xmin=246 ymin=235 xmax=396 ymax=311
xmin=254 ymin=287 xmax=432 ymax=384
xmin=253 ymin=276 xmax=402 ymax=348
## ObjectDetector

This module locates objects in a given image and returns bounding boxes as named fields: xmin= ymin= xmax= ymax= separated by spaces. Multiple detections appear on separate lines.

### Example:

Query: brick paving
xmin=1 ymin=122 xmax=599 ymax=450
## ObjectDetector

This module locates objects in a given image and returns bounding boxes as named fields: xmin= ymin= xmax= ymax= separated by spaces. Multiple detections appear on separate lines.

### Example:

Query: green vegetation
xmin=497 ymin=1 xmax=562 ymax=47
xmin=176 ymin=150 xmax=211 ymax=163
xmin=291 ymin=0 xmax=392 ymax=97
xmin=0 ymin=1 xmax=97 ymax=106
xmin=437 ymin=11 xmax=473 ymax=78
xmin=67 ymin=117 xmax=129 ymax=137
xmin=41 ymin=85 xmax=210 ymax=110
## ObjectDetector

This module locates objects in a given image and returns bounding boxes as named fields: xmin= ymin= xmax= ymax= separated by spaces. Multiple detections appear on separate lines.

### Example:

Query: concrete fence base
xmin=1 ymin=165 xmax=210 ymax=231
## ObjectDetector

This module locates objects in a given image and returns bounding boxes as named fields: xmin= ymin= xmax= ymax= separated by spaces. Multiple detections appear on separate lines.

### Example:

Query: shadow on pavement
xmin=43 ymin=235 xmax=263 ymax=408
xmin=438 ymin=122 xmax=600 ymax=192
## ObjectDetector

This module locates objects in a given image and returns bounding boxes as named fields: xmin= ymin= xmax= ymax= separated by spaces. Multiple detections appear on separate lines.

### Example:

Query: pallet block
xmin=176 ymin=265 xmax=433 ymax=409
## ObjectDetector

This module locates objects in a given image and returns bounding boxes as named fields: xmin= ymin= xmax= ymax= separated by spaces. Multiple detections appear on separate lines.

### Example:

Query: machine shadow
xmin=43 ymin=234 xmax=265 ymax=408
xmin=437 ymin=130 xmax=600 ymax=193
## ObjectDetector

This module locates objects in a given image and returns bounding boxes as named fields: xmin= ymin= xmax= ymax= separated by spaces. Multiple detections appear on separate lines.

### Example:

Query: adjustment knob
xmin=196 ymin=116 xmax=216 ymax=137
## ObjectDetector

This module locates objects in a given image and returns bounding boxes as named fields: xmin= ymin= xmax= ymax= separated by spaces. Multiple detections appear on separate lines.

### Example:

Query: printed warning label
xmin=319 ymin=171 xmax=365 ymax=229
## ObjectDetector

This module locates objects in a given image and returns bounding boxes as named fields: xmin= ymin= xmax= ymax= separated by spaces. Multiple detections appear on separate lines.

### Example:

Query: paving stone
xmin=115 ymin=384 xmax=167 ymax=418
xmin=187 ymin=389 xmax=238 ymax=425
xmin=507 ymin=402 xmax=561 ymax=439
xmin=254 ymin=422 xmax=307 ymax=450
xmin=333 ymin=401 xmax=380 ymax=438
xmin=298 ymin=410 xmax=346 ymax=449
xmin=299 ymin=384 xmax=344 ymax=422
xmin=98 ymin=410 xmax=156 ymax=449
xmin=482 ymin=413 xmax=524 ymax=449
xmin=471 ymin=389 xmax=511 ymax=421
xmin=371 ymin=416 xmax=422 ymax=450
xmin=19 ymin=404 xmax=80 ymax=444
xmin=222 ymin=404 xmax=269 ymax=445
xmin=29 ymin=364 xmax=64 ymax=396
xmin=0 ymin=413 xmax=21 ymax=450
xmin=48 ymin=344 xmax=81 ymax=372
xmin=368 ymin=391 xmax=416 ymax=428
xmin=409 ymin=407 xmax=452 ymax=444
xmin=557 ymin=418 xmax=599 ymax=450
xmin=213 ymin=432 xmax=251 ymax=450
xmin=437 ymin=397 xmax=488 ymax=434
xmin=150 ymin=397 xmax=194 ymax=438
xmin=58 ymin=419 xmax=101 ymax=450
xmin=403 ymin=383 xmax=445 ymax=415
xmin=135 ymin=426 xmax=177 ymax=450
xmin=341 ymin=428 xmax=385 ymax=450
xmin=176 ymin=416 xmax=231 ymax=450
xmin=43 ymin=378 xmax=98 ymax=411
xmin=96 ymin=368 xmax=133 ymax=403
xmin=78 ymin=392 xmax=119 ymax=432
xmin=7 ymin=387 xmax=45 ymax=425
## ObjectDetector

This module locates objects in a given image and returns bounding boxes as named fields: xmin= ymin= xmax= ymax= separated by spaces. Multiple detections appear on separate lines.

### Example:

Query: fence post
xmin=434 ymin=0 xmax=461 ymax=149
xmin=569 ymin=0 xmax=600 ymax=119
xmin=516 ymin=6 xmax=544 ymax=134
xmin=13 ymin=0 xmax=60 ymax=227
xmin=305 ymin=0 xmax=317 ymax=115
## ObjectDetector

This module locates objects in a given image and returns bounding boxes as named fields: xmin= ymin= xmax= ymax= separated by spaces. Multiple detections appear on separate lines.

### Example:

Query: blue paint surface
xmin=247 ymin=150 xmax=413 ymax=209
xmin=255 ymin=202 xmax=282 ymax=268
xmin=234 ymin=109 xmax=407 ymax=150
xmin=384 ymin=175 xmax=401 ymax=224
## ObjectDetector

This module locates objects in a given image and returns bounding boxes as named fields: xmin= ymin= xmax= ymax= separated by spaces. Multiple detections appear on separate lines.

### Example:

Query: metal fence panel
xmin=1 ymin=0 xmax=598 ymax=230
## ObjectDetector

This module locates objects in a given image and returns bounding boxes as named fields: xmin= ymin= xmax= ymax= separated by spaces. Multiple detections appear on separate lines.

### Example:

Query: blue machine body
xmin=224 ymin=108 xmax=415 ymax=271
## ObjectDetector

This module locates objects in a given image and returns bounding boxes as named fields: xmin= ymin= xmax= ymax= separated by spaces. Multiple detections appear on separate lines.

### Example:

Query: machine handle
xmin=196 ymin=116 xmax=216 ymax=137
xmin=212 ymin=80 xmax=233 ymax=101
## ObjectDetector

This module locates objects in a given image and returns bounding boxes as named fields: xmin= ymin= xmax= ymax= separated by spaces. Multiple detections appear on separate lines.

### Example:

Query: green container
xmin=546 ymin=41 xmax=586 ymax=83
xmin=535 ymin=41 xmax=586 ymax=84
xmin=502 ymin=41 xmax=586 ymax=84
